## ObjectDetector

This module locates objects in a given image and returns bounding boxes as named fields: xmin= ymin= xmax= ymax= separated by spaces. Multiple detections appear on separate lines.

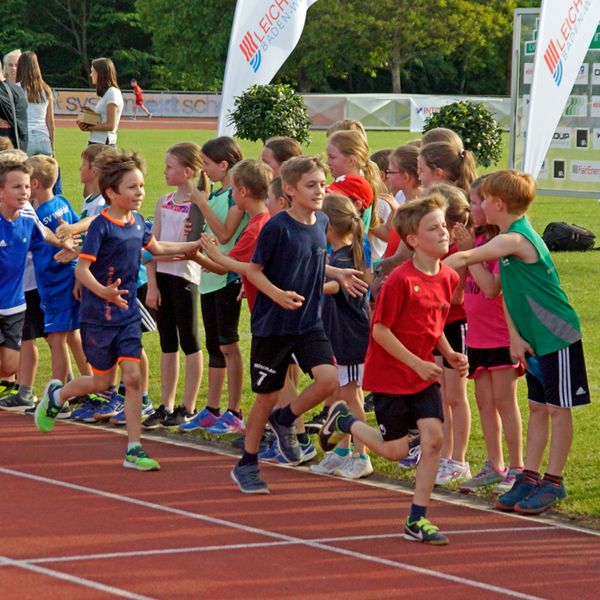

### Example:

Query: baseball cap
xmin=326 ymin=174 xmax=374 ymax=209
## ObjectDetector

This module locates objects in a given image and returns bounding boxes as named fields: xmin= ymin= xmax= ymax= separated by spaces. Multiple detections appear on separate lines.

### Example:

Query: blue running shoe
xmin=93 ymin=392 xmax=124 ymax=422
xmin=514 ymin=481 xmax=567 ymax=514
xmin=231 ymin=462 xmax=269 ymax=494
xmin=258 ymin=438 xmax=280 ymax=462
xmin=268 ymin=408 xmax=302 ymax=465
xmin=495 ymin=472 xmax=538 ymax=511
xmin=110 ymin=402 xmax=155 ymax=426
xmin=179 ymin=407 xmax=219 ymax=432
xmin=206 ymin=411 xmax=245 ymax=435
xmin=276 ymin=438 xmax=317 ymax=464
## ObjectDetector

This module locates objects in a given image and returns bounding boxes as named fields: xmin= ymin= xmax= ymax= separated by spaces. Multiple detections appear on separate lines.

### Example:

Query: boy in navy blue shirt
xmin=231 ymin=156 xmax=338 ymax=493
xmin=35 ymin=149 xmax=205 ymax=471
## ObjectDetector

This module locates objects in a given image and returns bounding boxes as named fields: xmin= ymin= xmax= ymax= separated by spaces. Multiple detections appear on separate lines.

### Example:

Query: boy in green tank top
xmin=446 ymin=169 xmax=590 ymax=515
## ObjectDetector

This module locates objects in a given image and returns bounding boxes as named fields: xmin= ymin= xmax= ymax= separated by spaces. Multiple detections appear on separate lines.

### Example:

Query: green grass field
xmin=35 ymin=126 xmax=600 ymax=526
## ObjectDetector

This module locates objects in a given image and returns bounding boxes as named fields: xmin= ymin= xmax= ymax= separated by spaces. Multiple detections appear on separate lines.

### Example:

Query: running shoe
xmin=335 ymin=454 xmax=374 ymax=479
xmin=459 ymin=460 xmax=506 ymax=492
xmin=231 ymin=462 xmax=269 ymax=494
xmin=404 ymin=516 xmax=449 ymax=545
xmin=161 ymin=405 xmax=197 ymax=428
xmin=276 ymin=438 xmax=317 ymax=464
xmin=495 ymin=472 xmax=538 ymax=511
xmin=110 ymin=402 xmax=155 ymax=426
xmin=56 ymin=401 xmax=72 ymax=419
xmin=0 ymin=380 xmax=16 ymax=396
xmin=0 ymin=389 xmax=36 ymax=411
xmin=310 ymin=451 xmax=352 ymax=474
xmin=435 ymin=458 xmax=471 ymax=485
xmin=206 ymin=411 xmax=245 ymax=435
xmin=494 ymin=467 xmax=523 ymax=495
xmin=258 ymin=438 xmax=280 ymax=462
xmin=304 ymin=405 xmax=329 ymax=434
xmin=93 ymin=391 xmax=124 ymax=422
xmin=34 ymin=379 xmax=63 ymax=433
xmin=318 ymin=401 xmax=352 ymax=452
xmin=398 ymin=445 xmax=422 ymax=469
xmin=179 ymin=407 xmax=219 ymax=432
xmin=514 ymin=481 xmax=567 ymax=515
xmin=71 ymin=396 xmax=106 ymax=422
xmin=142 ymin=405 xmax=172 ymax=430
xmin=122 ymin=445 xmax=160 ymax=471
xmin=268 ymin=408 xmax=302 ymax=465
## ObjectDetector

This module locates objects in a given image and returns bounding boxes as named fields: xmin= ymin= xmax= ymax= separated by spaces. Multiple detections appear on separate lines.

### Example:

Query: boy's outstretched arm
xmin=325 ymin=264 xmax=369 ymax=297
xmin=75 ymin=258 xmax=128 ymax=309
xmin=372 ymin=322 xmax=442 ymax=381
xmin=503 ymin=297 xmax=534 ymax=364
xmin=246 ymin=262 xmax=304 ymax=310
xmin=444 ymin=233 xmax=518 ymax=270
xmin=199 ymin=233 xmax=244 ymax=276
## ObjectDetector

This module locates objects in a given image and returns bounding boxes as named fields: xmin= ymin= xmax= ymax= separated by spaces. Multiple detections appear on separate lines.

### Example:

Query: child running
xmin=34 ymin=149 xmax=205 ymax=471
xmin=231 ymin=156 xmax=338 ymax=493
xmin=445 ymin=169 xmax=590 ymax=514
xmin=453 ymin=176 xmax=524 ymax=493
xmin=320 ymin=192 xmax=468 ymax=545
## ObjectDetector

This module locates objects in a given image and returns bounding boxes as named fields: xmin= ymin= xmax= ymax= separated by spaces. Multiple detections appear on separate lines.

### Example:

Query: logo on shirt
xmin=413 ymin=285 xmax=420 ymax=293
xmin=0 ymin=240 xmax=6 ymax=247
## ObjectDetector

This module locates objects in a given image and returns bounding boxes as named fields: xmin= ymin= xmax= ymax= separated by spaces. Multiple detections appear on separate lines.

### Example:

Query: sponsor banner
xmin=52 ymin=89 xmax=221 ymax=118
xmin=524 ymin=62 xmax=535 ymax=84
xmin=217 ymin=0 xmax=319 ymax=136
xmin=523 ymin=0 xmax=600 ymax=177
xmin=591 ymin=95 xmax=600 ymax=116
xmin=575 ymin=62 xmax=589 ymax=84
xmin=550 ymin=127 xmax=573 ymax=148
xmin=592 ymin=62 xmax=600 ymax=84
xmin=570 ymin=159 xmax=600 ymax=181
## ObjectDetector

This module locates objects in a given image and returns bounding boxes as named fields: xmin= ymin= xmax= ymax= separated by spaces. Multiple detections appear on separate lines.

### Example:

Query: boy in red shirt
xmin=320 ymin=192 xmax=468 ymax=545
xmin=130 ymin=79 xmax=152 ymax=120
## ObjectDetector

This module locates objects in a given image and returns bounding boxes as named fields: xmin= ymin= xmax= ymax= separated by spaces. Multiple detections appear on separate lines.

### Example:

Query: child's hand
xmin=446 ymin=352 xmax=469 ymax=377
xmin=453 ymin=223 xmax=474 ymax=250
xmin=336 ymin=268 xmax=369 ymax=297
xmin=510 ymin=334 xmax=534 ymax=366
xmin=275 ymin=290 xmax=304 ymax=310
xmin=413 ymin=359 xmax=443 ymax=381
xmin=200 ymin=233 xmax=220 ymax=260
xmin=60 ymin=236 xmax=77 ymax=252
xmin=189 ymin=188 xmax=209 ymax=207
xmin=72 ymin=280 xmax=82 ymax=301
xmin=102 ymin=278 xmax=129 ymax=309
xmin=56 ymin=217 xmax=75 ymax=240
xmin=145 ymin=285 xmax=160 ymax=310
xmin=54 ymin=247 xmax=81 ymax=263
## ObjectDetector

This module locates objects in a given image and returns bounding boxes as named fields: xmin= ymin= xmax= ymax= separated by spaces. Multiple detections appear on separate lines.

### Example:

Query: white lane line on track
xmin=0 ymin=554 xmax=155 ymax=600
xmin=0 ymin=467 xmax=544 ymax=600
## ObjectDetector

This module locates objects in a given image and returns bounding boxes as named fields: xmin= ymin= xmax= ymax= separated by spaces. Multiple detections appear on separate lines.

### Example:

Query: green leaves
xmin=423 ymin=101 xmax=503 ymax=167
xmin=229 ymin=84 xmax=311 ymax=144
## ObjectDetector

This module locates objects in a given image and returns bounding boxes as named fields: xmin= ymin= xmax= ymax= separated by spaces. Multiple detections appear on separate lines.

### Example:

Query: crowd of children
xmin=0 ymin=121 xmax=590 ymax=545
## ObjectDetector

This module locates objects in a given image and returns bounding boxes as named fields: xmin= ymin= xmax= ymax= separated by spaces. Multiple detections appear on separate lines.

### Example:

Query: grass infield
xmin=28 ymin=126 xmax=599 ymax=525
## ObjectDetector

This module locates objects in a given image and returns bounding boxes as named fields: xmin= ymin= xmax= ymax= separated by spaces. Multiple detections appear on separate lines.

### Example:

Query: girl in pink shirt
xmin=453 ymin=176 xmax=524 ymax=493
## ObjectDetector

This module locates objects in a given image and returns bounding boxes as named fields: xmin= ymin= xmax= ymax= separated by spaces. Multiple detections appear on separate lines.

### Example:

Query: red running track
xmin=1 ymin=411 xmax=599 ymax=600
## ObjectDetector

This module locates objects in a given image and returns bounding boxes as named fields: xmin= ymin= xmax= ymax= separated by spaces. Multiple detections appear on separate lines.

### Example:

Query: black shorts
xmin=526 ymin=340 xmax=590 ymax=408
xmin=0 ymin=311 xmax=26 ymax=351
xmin=438 ymin=319 xmax=467 ymax=368
xmin=250 ymin=329 xmax=335 ymax=393
xmin=22 ymin=289 xmax=47 ymax=341
xmin=372 ymin=384 xmax=444 ymax=441
xmin=467 ymin=346 xmax=523 ymax=379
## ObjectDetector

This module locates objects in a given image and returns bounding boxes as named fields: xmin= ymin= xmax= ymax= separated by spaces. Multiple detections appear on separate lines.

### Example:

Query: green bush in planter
xmin=422 ymin=101 xmax=503 ymax=168
xmin=228 ymin=83 xmax=311 ymax=144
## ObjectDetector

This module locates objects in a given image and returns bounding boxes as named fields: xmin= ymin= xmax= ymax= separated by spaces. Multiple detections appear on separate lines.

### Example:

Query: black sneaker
xmin=268 ymin=408 xmax=302 ymax=464
xmin=0 ymin=390 xmax=36 ymax=411
xmin=142 ymin=404 xmax=171 ymax=430
xmin=161 ymin=405 xmax=197 ymax=427
xmin=304 ymin=405 xmax=329 ymax=434
xmin=319 ymin=401 xmax=352 ymax=452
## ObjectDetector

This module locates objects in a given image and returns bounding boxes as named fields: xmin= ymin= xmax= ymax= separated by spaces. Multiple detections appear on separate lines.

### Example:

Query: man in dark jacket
xmin=0 ymin=57 xmax=28 ymax=150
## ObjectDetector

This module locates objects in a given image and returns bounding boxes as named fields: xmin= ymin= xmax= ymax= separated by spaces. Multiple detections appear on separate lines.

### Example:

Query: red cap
xmin=326 ymin=174 xmax=374 ymax=209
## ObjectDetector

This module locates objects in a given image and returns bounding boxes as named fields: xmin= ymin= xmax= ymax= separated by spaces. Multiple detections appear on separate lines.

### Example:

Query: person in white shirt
xmin=77 ymin=57 xmax=123 ymax=148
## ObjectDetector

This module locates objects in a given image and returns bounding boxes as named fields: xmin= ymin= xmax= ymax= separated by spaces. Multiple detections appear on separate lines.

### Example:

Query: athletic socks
xmin=334 ymin=447 xmax=352 ymax=457
xmin=337 ymin=412 xmax=357 ymax=434
xmin=127 ymin=441 xmax=141 ymax=452
xmin=206 ymin=406 xmax=220 ymax=417
xmin=239 ymin=451 xmax=258 ymax=467
xmin=523 ymin=469 xmax=541 ymax=485
xmin=274 ymin=404 xmax=296 ymax=427
xmin=17 ymin=384 xmax=34 ymax=402
xmin=297 ymin=432 xmax=309 ymax=445
xmin=408 ymin=503 xmax=427 ymax=523
xmin=543 ymin=472 xmax=563 ymax=487
xmin=227 ymin=408 xmax=243 ymax=420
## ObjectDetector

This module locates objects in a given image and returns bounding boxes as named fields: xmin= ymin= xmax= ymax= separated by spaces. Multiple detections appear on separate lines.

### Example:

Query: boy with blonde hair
xmin=320 ymin=193 xmax=468 ymax=545
xmin=445 ymin=169 xmax=590 ymax=514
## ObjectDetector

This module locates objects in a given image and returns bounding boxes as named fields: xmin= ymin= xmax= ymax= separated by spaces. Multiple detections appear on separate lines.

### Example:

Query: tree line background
xmin=1 ymin=0 xmax=540 ymax=94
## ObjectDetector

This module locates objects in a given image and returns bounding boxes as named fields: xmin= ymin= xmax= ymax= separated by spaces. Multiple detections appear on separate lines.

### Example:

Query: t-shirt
xmin=228 ymin=211 xmax=270 ymax=312
xmin=200 ymin=187 xmax=247 ymax=294
xmin=79 ymin=209 xmax=153 ymax=325
xmin=463 ymin=233 xmax=510 ymax=349
xmin=0 ymin=210 xmax=45 ymax=315
xmin=500 ymin=216 xmax=581 ymax=356
xmin=132 ymin=83 xmax=143 ymax=100
xmin=384 ymin=226 xmax=401 ymax=259
xmin=369 ymin=198 xmax=392 ymax=262
xmin=88 ymin=87 xmax=123 ymax=145
xmin=251 ymin=210 xmax=328 ymax=337
xmin=322 ymin=245 xmax=370 ymax=365
xmin=80 ymin=193 xmax=106 ymax=220
xmin=155 ymin=192 xmax=201 ymax=285
xmin=30 ymin=195 xmax=79 ymax=306
xmin=362 ymin=259 xmax=458 ymax=394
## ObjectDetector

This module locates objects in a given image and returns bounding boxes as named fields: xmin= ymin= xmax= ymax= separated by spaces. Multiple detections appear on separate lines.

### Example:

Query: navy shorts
xmin=22 ymin=289 xmax=46 ymax=341
xmin=526 ymin=340 xmax=590 ymax=408
xmin=250 ymin=329 xmax=335 ymax=393
xmin=372 ymin=384 xmax=444 ymax=441
xmin=81 ymin=320 xmax=142 ymax=373
xmin=0 ymin=311 xmax=25 ymax=351
xmin=467 ymin=346 xmax=524 ymax=379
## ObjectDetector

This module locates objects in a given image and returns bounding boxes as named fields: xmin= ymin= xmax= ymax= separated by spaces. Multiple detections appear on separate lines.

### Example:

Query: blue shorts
xmin=43 ymin=301 xmax=80 ymax=334
xmin=81 ymin=320 xmax=142 ymax=373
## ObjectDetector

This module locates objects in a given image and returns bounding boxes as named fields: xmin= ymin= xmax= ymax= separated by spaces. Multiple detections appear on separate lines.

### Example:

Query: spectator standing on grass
xmin=77 ymin=58 xmax=123 ymax=148
xmin=0 ymin=56 xmax=28 ymax=151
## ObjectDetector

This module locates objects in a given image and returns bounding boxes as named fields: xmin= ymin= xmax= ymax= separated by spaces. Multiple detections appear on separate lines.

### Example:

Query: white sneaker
xmin=435 ymin=458 xmax=471 ymax=485
xmin=310 ymin=451 xmax=352 ymax=474
xmin=335 ymin=454 xmax=374 ymax=479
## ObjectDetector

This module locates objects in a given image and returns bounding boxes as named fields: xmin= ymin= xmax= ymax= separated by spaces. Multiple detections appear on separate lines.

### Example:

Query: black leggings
xmin=155 ymin=272 xmax=200 ymax=355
